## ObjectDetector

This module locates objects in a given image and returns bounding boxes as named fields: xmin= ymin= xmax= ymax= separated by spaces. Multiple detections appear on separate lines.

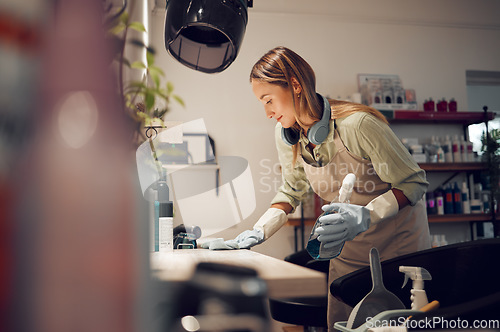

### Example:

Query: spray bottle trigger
xmin=421 ymin=268 xmax=432 ymax=281
xmin=402 ymin=274 xmax=410 ymax=288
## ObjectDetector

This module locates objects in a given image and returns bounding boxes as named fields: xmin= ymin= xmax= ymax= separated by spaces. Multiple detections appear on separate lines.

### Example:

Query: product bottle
xmin=461 ymin=181 xmax=471 ymax=214
xmin=466 ymin=135 xmax=474 ymax=162
xmin=444 ymin=135 xmax=453 ymax=162
xmin=436 ymin=142 xmax=445 ymax=163
xmin=448 ymin=98 xmax=457 ymax=112
xmin=399 ymin=266 xmax=432 ymax=310
xmin=427 ymin=98 xmax=435 ymax=112
xmin=432 ymin=234 xmax=441 ymax=248
xmin=460 ymin=135 xmax=467 ymax=163
xmin=158 ymin=174 xmax=174 ymax=252
xmin=427 ymin=136 xmax=437 ymax=163
xmin=423 ymin=99 xmax=430 ymax=111
xmin=453 ymin=182 xmax=463 ymax=214
xmin=437 ymin=98 xmax=447 ymax=112
xmin=435 ymin=189 xmax=444 ymax=215
xmin=444 ymin=184 xmax=454 ymax=214
xmin=440 ymin=235 xmax=448 ymax=246
xmin=452 ymin=135 xmax=462 ymax=162
xmin=307 ymin=173 xmax=356 ymax=260
xmin=426 ymin=192 xmax=437 ymax=215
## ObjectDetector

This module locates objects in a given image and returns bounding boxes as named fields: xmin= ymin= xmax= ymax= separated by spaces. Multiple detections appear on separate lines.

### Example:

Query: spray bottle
xmin=306 ymin=173 xmax=356 ymax=260
xmin=399 ymin=266 xmax=432 ymax=310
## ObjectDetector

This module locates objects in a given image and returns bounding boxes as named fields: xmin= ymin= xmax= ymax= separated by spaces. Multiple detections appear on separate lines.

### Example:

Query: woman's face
xmin=251 ymin=79 xmax=298 ymax=129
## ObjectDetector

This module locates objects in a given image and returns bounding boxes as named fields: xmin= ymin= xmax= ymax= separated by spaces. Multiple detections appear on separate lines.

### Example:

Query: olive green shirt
xmin=271 ymin=112 xmax=428 ymax=210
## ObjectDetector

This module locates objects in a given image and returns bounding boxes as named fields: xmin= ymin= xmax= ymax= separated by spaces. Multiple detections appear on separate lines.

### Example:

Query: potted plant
xmin=105 ymin=5 xmax=184 ymax=146
xmin=481 ymin=108 xmax=499 ymax=237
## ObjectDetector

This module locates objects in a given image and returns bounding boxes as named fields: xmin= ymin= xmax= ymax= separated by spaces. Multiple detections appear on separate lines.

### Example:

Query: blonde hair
xmin=250 ymin=46 xmax=388 ymax=165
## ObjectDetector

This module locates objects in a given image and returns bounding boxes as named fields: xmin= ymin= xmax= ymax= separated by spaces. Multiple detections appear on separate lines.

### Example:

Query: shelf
xmin=418 ymin=162 xmax=488 ymax=172
xmin=383 ymin=110 xmax=496 ymax=125
xmin=428 ymin=213 xmax=499 ymax=223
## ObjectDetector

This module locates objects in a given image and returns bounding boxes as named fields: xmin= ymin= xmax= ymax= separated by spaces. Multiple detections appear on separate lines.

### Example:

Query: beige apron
xmin=301 ymin=123 xmax=431 ymax=331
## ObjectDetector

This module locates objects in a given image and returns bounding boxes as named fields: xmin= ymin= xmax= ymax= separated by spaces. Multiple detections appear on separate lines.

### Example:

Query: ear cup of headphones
xmin=307 ymin=94 xmax=331 ymax=145
xmin=281 ymin=127 xmax=300 ymax=146
xmin=280 ymin=93 xmax=331 ymax=146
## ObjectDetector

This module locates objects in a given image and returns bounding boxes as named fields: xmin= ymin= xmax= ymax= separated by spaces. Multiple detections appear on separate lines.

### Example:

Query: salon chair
xmin=331 ymin=238 xmax=500 ymax=325
xmin=268 ymin=250 xmax=329 ymax=331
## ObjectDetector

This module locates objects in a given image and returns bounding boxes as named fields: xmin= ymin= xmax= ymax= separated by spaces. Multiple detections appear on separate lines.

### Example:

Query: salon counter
xmin=151 ymin=249 xmax=327 ymax=298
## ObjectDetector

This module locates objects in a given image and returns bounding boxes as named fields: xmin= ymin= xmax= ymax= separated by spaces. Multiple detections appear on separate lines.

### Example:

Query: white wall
xmin=147 ymin=0 xmax=500 ymax=260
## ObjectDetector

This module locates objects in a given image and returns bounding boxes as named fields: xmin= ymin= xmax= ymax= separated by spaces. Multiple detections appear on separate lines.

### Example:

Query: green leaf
xmin=146 ymin=50 xmax=155 ymax=67
xmin=149 ymin=65 xmax=165 ymax=77
xmin=166 ymin=81 xmax=174 ymax=94
xmin=129 ymin=22 xmax=147 ymax=33
xmin=151 ymin=72 xmax=160 ymax=88
xmin=108 ymin=23 xmax=125 ymax=35
xmin=131 ymin=61 xmax=147 ymax=69
xmin=173 ymin=95 xmax=185 ymax=107
xmin=120 ymin=11 xmax=129 ymax=25
xmin=145 ymin=92 xmax=155 ymax=111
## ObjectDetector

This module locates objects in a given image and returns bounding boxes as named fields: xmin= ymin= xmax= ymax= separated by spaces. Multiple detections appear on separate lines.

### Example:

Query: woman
xmin=204 ymin=46 xmax=431 ymax=329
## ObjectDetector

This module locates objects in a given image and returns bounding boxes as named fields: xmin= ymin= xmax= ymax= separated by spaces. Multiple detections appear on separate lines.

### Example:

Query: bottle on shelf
xmin=440 ymin=234 xmax=448 ymax=246
xmin=435 ymin=189 xmax=444 ymax=215
xmin=442 ymin=135 xmax=453 ymax=163
xmin=452 ymin=135 xmax=462 ymax=162
xmin=448 ymin=98 xmax=457 ymax=112
xmin=460 ymin=135 xmax=468 ymax=163
xmin=436 ymin=98 xmax=448 ymax=112
xmin=431 ymin=234 xmax=440 ymax=248
xmin=465 ymin=134 xmax=474 ymax=162
xmin=436 ymin=138 xmax=445 ymax=163
xmin=424 ymin=98 xmax=435 ymax=112
xmin=453 ymin=182 xmax=463 ymax=214
xmin=461 ymin=181 xmax=471 ymax=214
xmin=426 ymin=192 xmax=437 ymax=215
xmin=444 ymin=184 xmax=454 ymax=214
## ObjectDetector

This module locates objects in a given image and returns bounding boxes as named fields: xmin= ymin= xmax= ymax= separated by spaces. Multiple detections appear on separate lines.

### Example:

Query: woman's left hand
xmin=315 ymin=203 xmax=371 ymax=249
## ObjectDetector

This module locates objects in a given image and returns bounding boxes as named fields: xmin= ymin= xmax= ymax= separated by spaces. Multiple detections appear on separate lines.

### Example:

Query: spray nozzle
xmin=338 ymin=173 xmax=356 ymax=203
xmin=399 ymin=266 xmax=432 ymax=289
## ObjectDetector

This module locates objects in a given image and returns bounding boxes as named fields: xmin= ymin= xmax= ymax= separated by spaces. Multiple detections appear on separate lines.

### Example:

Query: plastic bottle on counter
xmin=452 ymin=135 xmax=462 ymax=162
xmin=453 ymin=182 xmax=463 ymax=214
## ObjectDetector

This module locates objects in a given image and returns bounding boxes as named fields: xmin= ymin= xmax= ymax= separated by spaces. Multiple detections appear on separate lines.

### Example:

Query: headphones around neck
xmin=281 ymin=93 xmax=331 ymax=146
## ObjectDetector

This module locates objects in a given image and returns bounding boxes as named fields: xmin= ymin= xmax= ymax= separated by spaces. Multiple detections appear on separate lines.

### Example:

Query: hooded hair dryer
xmin=164 ymin=0 xmax=253 ymax=74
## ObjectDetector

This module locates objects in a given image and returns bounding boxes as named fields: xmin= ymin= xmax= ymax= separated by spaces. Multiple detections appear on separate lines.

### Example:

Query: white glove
xmin=253 ymin=207 xmax=288 ymax=240
xmin=315 ymin=203 xmax=370 ymax=249
xmin=315 ymin=190 xmax=399 ymax=250
xmin=365 ymin=190 xmax=399 ymax=225
xmin=201 ymin=207 xmax=287 ymax=250
xmin=200 ymin=229 xmax=264 ymax=250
